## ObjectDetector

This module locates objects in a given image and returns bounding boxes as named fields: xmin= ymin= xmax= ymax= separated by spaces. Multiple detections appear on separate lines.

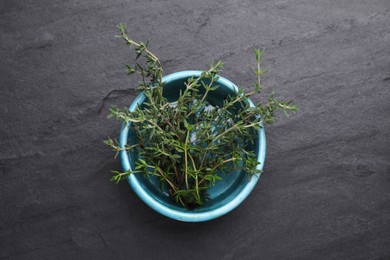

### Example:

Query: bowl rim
xmin=119 ymin=70 xmax=266 ymax=222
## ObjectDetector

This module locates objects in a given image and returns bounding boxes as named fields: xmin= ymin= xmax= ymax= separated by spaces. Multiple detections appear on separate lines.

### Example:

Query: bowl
xmin=119 ymin=71 xmax=266 ymax=222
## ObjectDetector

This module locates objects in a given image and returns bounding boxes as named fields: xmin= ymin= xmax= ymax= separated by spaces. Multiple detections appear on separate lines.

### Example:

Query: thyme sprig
xmin=106 ymin=23 xmax=297 ymax=208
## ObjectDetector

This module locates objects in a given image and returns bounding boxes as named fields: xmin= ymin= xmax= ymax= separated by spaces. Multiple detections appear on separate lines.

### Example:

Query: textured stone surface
xmin=1 ymin=0 xmax=390 ymax=259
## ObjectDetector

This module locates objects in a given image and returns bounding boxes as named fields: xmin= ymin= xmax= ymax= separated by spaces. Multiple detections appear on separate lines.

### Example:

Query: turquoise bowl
xmin=119 ymin=71 xmax=266 ymax=222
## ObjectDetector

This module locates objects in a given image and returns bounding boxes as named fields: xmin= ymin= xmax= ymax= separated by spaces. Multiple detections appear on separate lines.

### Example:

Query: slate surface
xmin=1 ymin=0 xmax=390 ymax=259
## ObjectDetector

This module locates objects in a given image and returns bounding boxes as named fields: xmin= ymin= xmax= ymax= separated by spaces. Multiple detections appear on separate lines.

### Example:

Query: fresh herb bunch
xmin=105 ymin=23 xmax=297 ymax=208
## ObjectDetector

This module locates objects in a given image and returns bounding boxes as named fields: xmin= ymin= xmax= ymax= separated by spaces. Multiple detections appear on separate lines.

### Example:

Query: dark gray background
xmin=1 ymin=0 xmax=390 ymax=259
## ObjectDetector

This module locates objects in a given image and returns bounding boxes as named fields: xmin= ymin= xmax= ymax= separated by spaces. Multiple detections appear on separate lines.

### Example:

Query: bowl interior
xmin=122 ymin=71 xmax=264 ymax=219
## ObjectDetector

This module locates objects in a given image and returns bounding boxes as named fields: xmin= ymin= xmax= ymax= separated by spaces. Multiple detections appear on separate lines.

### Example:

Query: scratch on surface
xmin=98 ymin=88 xmax=138 ymax=114
xmin=98 ymin=231 xmax=121 ymax=258
xmin=195 ymin=8 xmax=213 ymax=35
xmin=98 ymin=232 xmax=110 ymax=249
xmin=16 ymin=32 xmax=54 ymax=55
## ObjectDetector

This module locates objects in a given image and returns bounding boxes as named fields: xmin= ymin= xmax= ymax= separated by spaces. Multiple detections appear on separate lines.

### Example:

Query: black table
xmin=1 ymin=0 xmax=390 ymax=259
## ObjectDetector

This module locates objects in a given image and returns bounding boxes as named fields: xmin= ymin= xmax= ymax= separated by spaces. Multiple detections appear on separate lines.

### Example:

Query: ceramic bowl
xmin=119 ymin=71 xmax=266 ymax=222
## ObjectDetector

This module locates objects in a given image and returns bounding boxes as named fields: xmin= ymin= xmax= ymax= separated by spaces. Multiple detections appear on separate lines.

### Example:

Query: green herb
xmin=105 ymin=23 xmax=297 ymax=208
